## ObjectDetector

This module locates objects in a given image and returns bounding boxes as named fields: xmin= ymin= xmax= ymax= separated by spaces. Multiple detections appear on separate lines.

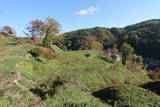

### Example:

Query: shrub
xmin=136 ymin=55 xmax=143 ymax=63
xmin=133 ymin=55 xmax=143 ymax=64
xmin=85 ymin=53 xmax=91 ymax=57
xmin=28 ymin=47 xmax=43 ymax=57
xmin=29 ymin=47 xmax=55 ymax=60
xmin=42 ymin=48 xmax=55 ymax=59
xmin=0 ymin=89 xmax=5 ymax=97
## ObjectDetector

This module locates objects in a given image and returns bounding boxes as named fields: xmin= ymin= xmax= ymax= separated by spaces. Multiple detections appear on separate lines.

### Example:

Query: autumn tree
xmin=25 ymin=20 xmax=48 ymax=39
xmin=90 ymin=41 xmax=103 ymax=50
xmin=46 ymin=17 xmax=61 ymax=35
xmin=79 ymin=36 xmax=96 ymax=50
xmin=78 ymin=36 xmax=103 ymax=50
xmin=0 ymin=26 xmax=16 ymax=36
xmin=25 ymin=17 xmax=61 ymax=44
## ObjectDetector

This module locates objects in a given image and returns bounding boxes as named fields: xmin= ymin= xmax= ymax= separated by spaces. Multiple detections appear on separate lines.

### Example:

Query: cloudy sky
xmin=0 ymin=0 xmax=160 ymax=36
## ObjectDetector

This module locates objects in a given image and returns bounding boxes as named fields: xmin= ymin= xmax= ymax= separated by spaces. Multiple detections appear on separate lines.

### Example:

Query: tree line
xmin=1 ymin=18 xmax=160 ymax=61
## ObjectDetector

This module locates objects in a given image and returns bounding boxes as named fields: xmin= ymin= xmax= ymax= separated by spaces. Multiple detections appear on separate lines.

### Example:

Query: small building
xmin=111 ymin=53 xmax=121 ymax=62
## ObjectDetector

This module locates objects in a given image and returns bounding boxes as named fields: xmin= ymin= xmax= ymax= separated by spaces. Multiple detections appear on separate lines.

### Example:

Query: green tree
xmin=43 ymin=26 xmax=52 ymax=47
xmin=120 ymin=42 xmax=134 ymax=65
xmin=43 ymin=18 xmax=61 ymax=47
xmin=136 ymin=55 xmax=143 ymax=64
xmin=46 ymin=17 xmax=61 ymax=35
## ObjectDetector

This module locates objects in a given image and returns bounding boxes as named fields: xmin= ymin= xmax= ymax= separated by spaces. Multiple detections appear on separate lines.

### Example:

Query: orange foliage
xmin=79 ymin=36 xmax=103 ymax=50
xmin=148 ymin=72 xmax=160 ymax=80
xmin=42 ymin=48 xmax=55 ymax=59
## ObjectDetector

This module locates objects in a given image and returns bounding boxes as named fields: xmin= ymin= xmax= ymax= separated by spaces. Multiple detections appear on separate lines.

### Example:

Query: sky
xmin=0 ymin=0 xmax=160 ymax=36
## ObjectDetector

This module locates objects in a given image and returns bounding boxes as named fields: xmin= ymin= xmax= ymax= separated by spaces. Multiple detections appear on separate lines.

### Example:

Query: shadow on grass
xmin=92 ymin=87 xmax=117 ymax=105
xmin=30 ymin=76 xmax=64 ymax=100
xmin=141 ymin=81 xmax=160 ymax=95
xmin=5 ymin=42 xmax=20 ymax=45
xmin=63 ymin=103 xmax=87 ymax=107
xmin=30 ymin=88 xmax=47 ymax=100
xmin=98 ymin=56 xmax=114 ymax=63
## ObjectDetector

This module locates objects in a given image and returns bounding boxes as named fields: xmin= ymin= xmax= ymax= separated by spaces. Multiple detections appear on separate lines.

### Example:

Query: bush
xmin=93 ymin=85 xmax=160 ymax=107
xmin=29 ymin=47 xmax=55 ymax=60
xmin=42 ymin=48 xmax=55 ymax=59
xmin=136 ymin=55 xmax=143 ymax=63
xmin=28 ymin=47 xmax=43 ymax=57
xmin=85 ymin=53 xmax=91 ymax=57
xmin=0 ymin=89 xmax=5 ymax=97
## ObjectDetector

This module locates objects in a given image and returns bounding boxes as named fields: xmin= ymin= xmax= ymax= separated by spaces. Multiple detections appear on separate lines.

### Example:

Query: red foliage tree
xmin=79 ymin=36 xmax=103 ymax=50
xmin=25 ymin=20 xmax=48 ymax=39
xmin=0 ymin=26 xmax=16 ymax=36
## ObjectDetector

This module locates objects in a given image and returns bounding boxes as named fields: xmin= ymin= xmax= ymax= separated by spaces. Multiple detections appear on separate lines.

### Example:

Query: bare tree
xmin=25 ymin=20 xmax=48 ymax=39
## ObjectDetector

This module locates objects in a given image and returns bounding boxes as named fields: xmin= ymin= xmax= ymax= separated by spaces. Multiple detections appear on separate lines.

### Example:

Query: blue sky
xmin=0 ymin=0 xmax=160 ymax=36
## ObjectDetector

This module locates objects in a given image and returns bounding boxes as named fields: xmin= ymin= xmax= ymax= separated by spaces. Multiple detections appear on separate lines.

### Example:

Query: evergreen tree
xmin=43 ymin=26 xmax=52 ymax=47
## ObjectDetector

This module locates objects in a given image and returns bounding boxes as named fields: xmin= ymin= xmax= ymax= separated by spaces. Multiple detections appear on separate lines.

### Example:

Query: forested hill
xmin=122 ymin=19 xmax=160 ymax=59
xmin=54 ymin=19 xmax=160 ymax=59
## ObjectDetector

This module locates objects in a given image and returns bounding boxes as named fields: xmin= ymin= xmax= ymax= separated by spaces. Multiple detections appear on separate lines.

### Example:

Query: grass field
xmin=0 ymin=35 xmax=157 ymax=107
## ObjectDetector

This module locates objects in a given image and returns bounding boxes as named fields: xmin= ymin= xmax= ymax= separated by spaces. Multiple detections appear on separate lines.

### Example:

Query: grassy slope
xmin=0 ymin=35 xmax=152 ymax=107
xmin=93 ymin=85 xmax=160 ymax=106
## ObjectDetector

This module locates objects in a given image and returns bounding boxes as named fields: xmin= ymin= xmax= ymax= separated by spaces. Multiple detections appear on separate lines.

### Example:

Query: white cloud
xmin=76 ymin=6 xmax=98 ymax=16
